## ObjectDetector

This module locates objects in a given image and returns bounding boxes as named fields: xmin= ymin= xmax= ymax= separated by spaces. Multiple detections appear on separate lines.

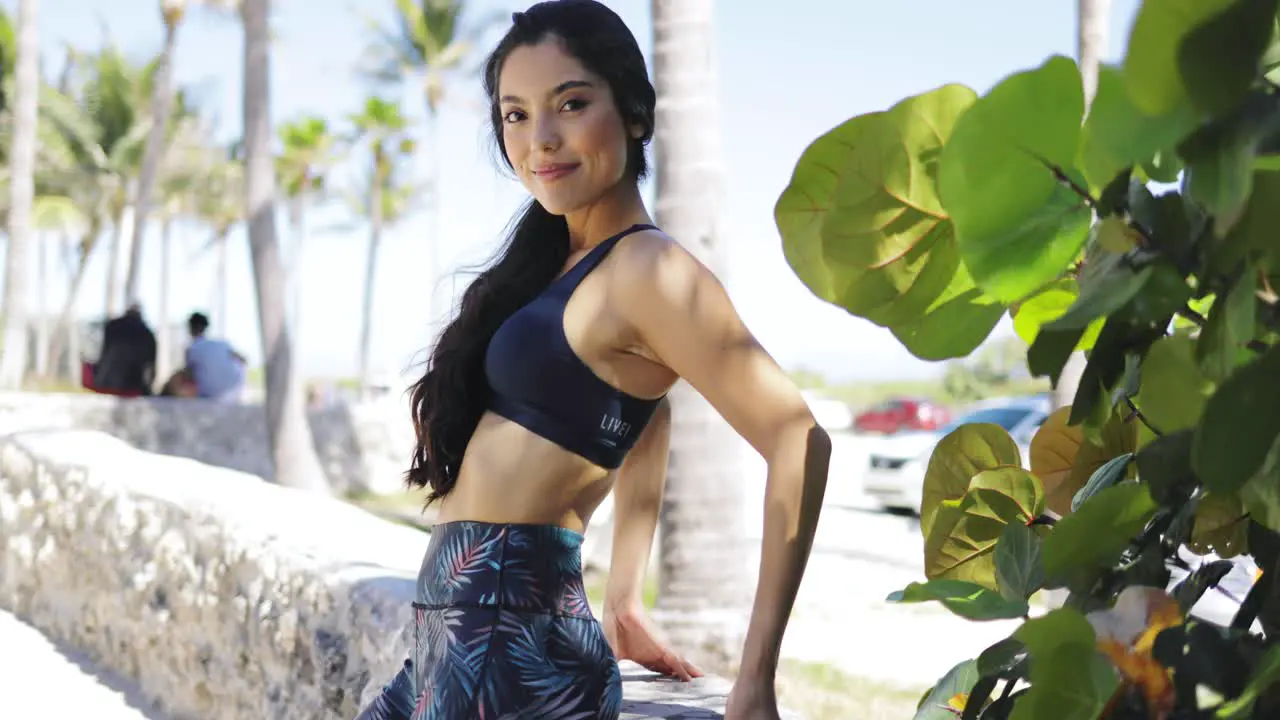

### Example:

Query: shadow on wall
xmin=0 ymin=392 xmax=414 ymax=495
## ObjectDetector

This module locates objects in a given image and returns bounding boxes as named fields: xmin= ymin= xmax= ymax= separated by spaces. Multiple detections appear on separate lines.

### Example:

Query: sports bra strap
xmin=556 ymin=223 xmax=656 ymax=294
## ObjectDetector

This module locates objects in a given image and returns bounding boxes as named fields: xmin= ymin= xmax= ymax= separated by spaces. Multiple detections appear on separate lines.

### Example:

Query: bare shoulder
xmin=606 ymin=227 xmax=815 ymax=461
xmin=609 ymin=227 xmax=723 ymax=308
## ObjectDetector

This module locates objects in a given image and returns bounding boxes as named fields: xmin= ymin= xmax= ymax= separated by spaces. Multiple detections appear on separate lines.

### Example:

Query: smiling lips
xmin=533 ymin=163 xmax=579 ymax=181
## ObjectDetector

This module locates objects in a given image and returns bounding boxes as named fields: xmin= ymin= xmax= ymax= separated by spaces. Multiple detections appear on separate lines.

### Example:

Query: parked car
xmin=860 ymin=395 xmax=1052 ymax=515
xmin=802 ymin=390 xmax=854 ymax=431
xmin=853 ymin=397 xmax=951 ymax=435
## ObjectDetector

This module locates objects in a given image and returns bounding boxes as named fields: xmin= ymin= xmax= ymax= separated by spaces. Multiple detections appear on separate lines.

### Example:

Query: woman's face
xmin=497 ymin=38 xmax=638 ymax=216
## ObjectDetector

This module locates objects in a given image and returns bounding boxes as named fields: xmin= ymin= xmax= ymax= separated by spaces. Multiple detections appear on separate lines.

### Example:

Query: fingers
xmin=658 ymin=649 xmax=702 ymax=682
xmin=683 ymin=656 xmax=704 ymax=679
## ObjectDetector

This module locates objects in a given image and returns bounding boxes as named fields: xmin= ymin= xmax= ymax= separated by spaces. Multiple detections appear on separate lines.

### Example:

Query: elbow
xmin=765 ymin=416 xmax=831 ymax=470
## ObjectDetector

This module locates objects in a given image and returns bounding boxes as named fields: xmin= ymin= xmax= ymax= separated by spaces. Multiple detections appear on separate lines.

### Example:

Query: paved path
xmin=0 ymin=610 xmax=170 ymax=719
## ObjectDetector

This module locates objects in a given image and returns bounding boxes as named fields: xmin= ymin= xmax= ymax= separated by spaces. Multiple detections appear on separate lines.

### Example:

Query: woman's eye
xmin=502 ymin=110 xmax=525 ymax=123
xmin=561 ymin=98 xmax=587 ymax=112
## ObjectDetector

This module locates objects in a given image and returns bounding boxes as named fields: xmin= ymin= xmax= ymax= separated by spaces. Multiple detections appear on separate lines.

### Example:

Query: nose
xmin=531 ymin=113 xmax=561 ymax=153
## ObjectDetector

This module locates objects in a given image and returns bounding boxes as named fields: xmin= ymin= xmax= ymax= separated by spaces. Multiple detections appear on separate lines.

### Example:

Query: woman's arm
xmin=614 ymin=233 xmax=832 ymax=686
xmin=601 ymin=397 xmax=703 ymax=681
xmin=604 ymin=396 xmax=670 ymax=612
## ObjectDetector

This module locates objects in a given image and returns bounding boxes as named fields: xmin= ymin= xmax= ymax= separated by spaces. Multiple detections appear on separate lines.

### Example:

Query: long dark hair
xmin=405 ymin=0 xmax=657 ymax=504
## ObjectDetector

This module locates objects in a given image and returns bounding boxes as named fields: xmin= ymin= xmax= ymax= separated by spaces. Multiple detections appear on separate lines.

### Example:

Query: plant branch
xmin=1123 ymin=395 xmax=1163 ymax=437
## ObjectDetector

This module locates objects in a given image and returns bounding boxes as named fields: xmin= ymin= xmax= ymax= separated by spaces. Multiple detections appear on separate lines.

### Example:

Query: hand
xmin=724 ymin=678 xmax=782 ymax=720
xmin=601 ymin=603 xmax=703 ymax=682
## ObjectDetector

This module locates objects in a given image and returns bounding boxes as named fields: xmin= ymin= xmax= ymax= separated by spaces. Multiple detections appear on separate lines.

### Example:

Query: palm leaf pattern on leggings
xmin=389 ymin=523 xmax=621 ymax=719
xmin=433 ymin=523 xmax=505 ymax=597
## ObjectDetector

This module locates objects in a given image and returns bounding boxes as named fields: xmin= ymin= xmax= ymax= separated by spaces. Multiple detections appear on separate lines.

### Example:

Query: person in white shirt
xmin=183 ymin=312 xmax=247 ymax=403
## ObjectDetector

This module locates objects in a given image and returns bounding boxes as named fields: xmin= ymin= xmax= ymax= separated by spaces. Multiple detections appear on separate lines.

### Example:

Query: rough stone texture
xmin=0 ymin=391 xmax=414 ymax=496
xmin=0 ymin=424 xmax=789 ymax=718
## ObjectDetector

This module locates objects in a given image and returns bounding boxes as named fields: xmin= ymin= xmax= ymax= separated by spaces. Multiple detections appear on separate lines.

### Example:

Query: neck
xmin=563 ymin=180 xmax=651 ymax=251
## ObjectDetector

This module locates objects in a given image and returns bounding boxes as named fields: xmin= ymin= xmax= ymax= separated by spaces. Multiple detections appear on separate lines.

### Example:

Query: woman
xmin=356 ymin=2 xmax=830 ymax=718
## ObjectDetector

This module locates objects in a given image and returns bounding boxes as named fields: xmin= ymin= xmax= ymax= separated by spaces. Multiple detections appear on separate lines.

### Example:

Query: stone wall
xmin=0 ymin=426 xmax=769 ymax=718
xmin=0 ymin=391 xmax=413 ymax=496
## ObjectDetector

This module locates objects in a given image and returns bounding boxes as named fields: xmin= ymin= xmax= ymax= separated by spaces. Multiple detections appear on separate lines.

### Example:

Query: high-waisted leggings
xmin=354 ymin=521 xmax=623 ymax=719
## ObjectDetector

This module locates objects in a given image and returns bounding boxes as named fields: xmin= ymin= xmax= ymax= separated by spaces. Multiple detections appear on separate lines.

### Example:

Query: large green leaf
xmin=777 ymin=87 xmax=1000 ymax=340
xmin=776 ymin=111 xmax=887 ymax=303
xmin=1193 ymin=343 xmax=1280 ymax=494
xmin=1240 ymin=436 xmax=1280 ymax=533
xmin=1010 ymin=610 xmax=1119 ymax=720
xmin=939 ymin=55 xmax=1091 ymax=303
xmin=1071 ymin=453 xmax=1134 ymax=512
xmin=921 ymin=423 xmax=1024 ymax=538
xmin=887 ymin=257 xmax=1007 ymax=361
xmin=913 ymin=659 xmax=979 ymax=720
xmin=1123 ymin=0 xmax=1234 ymax=116
xmin=1042 ymin=243 xmax=1154 ymax=333
xmin=1177 ymin=0 xmax=1280 ymax=117
xmin=1138 ymin=334 xmax=1217 ymax=433
xmin=1041 ymin=482 xmax=1159 ymax=585
xmin=1189 ymin=491 xmax=1249 ymax=558
xmin=924 ymin=467 xmax=1045 ymax=590
xmin=822 ymin=84 xmax=977 ymax=270
xmin=1210 ymin=169 xmax=1280 ymax=277
xmin=1215 ymin=644 xmax=1280 ymax=719
xmin=1078 ymin=64 xmax=1198 ymax=192
xmin=1012 ymin=278 xmax=1104 ymax=350
xmin=1182 ymin=94 xmax=1280 ymax=235
xmin=995 ymin=521 xmax=1045 ymax=602
xmin=1196 ymin=271 xmax=1258 ymax=382
xmin=887 ymin=579 xmax=1029 ymax=621
xmin=1135 ymin=430 xmax=1198 ymax=504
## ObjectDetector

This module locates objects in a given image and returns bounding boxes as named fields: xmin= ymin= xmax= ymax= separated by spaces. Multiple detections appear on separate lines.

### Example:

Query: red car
xmin=853 ymin=397 xmax=950 ymax=435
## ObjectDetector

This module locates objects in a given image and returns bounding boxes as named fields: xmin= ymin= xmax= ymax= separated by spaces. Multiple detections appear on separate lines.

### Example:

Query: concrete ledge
xmin=0 ymin=390 xmax=415 ymax=496
xmin=0 ymin=427 xmax=755 ymax=718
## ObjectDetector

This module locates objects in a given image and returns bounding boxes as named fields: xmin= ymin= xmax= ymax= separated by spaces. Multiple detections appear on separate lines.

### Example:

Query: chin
xmin=533 ymin=192 xmax=596 ymax=217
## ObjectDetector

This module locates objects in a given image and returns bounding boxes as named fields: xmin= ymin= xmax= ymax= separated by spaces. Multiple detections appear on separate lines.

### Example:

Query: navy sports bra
xmin=483 ymin=223 xmax=665 ymax=469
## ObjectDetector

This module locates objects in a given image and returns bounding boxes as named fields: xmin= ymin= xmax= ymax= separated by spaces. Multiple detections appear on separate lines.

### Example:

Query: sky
xmin=15 ymin=0 xmax=1142 ymax=383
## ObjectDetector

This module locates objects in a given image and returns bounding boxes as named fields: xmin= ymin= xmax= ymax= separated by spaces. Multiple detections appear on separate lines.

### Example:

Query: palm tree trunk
xmin=123 ymin=17 xmax=181 ymax=307
xmin=1054 ymin=0 xmax=1111 ymax=410
xmin=0 ymin=0 xmax=39 ymax=388
xmin=214 ymin=229 xmax=229 ymax=333
xmin=358 ymin=178 xmax=383 ymax=397
xmin=649 ymin=0 xmax=752 ymax=672
xmin=106 ymin=193 xmax=135 ymax=317
xmin=48 ymin=241 xmax=93 ymax=381
xmin=288 ymin=197 xmax=306 ymax=355
xmin=156 ymin=216 xmax=173 ymax=382
xmin=34 ymin=232 xmax=49 ymax=378
xmin=242 ymin=0 xmax=330 ymax=494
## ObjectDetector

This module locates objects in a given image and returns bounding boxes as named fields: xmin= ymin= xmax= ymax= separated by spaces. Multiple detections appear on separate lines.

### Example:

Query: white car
xmin=801 ymin=390 xmax=854 ymax=431
xmin=860 ymin=395 xmax=1052 ymax=515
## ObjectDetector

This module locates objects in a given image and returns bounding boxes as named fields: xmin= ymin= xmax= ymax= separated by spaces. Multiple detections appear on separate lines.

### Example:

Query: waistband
xmin=415 ymin=521 xmax=593 ymax=619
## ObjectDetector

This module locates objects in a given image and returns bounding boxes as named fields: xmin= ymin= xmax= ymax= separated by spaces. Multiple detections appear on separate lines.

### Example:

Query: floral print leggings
xmin=354 ymin=521 xmax=623 ymax=719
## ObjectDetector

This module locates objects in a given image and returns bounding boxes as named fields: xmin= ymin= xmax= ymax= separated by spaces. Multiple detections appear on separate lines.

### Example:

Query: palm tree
xmin=38 ymin=47 xmax=154 ymax=375
xmin=276 ymin=115 xmax=339 ymax=340
xmin=0 ymin=0 xmax=39 ymax=387
xmin=150 ymin=113 xmax=210 ymax=380
xmin=31 ymin=195 xmax=89 ymax=376
xmin=648 ymin=0 xmax=752 ymax=670
xmin=349 ymin=96 xmax=415 ymax=394
xmin=191 ymin=144 xmax=244 ymax=333
xmin=364 ymin=0 xmax=499 ymax=332
xmin=124 ymin=0 xmax=238 ymax=308
xmin=1053 ymin=0 xmax=1111 ymax=410
xmin=241 ymin=0 xmax=329 ymax=494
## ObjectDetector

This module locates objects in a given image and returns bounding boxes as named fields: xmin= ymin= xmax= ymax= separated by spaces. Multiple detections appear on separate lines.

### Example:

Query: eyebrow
xmin=499 ymin=79 xmax=594 ymax=105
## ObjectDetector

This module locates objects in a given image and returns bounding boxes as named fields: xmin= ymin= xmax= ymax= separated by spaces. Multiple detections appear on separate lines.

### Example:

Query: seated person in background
xmin=182 ymin=312 xmax=247 ymax=402
xmin=91 ymin=303 xmax=157 ymax=396
xmin=158 ymin=368 xmax=199 ymax=398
